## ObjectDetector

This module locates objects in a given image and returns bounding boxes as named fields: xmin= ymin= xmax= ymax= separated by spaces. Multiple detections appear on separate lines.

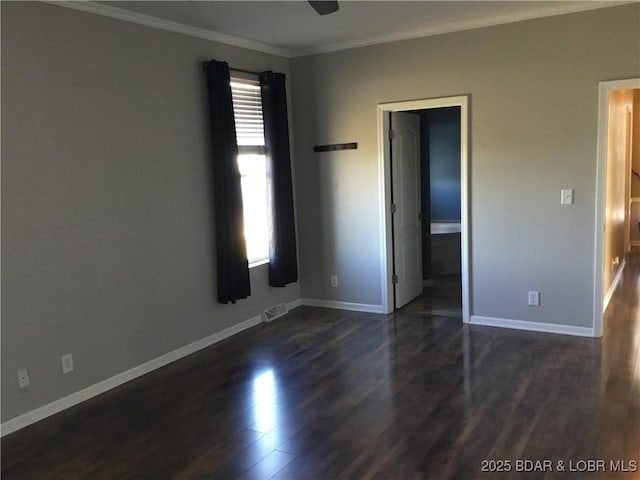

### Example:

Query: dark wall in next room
xmin=420 ymin=107 xmax=462 ymax=279
xmin=425 ymin=107 xmax=461 ymax=221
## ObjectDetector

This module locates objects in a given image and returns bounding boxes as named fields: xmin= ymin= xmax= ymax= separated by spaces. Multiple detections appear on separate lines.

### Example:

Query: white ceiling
xmin=94 ymin=1 xmax=624 ymax=57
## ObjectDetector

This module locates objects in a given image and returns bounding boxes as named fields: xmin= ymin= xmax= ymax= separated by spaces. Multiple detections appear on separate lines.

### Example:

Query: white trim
xmin=470 ymin=316 xmax=595 ymax=338
xmin=460 ymin=101 xmax=470 ymax=325
xmin=377 ymin=109 xmax=394 ymax=314
xmin=594 ymin=78 xmax=640 ymax=338
xmin=301 ymin=298 xmax=383 ymax=314
xmin=44 ymin=1 xmax=291 ymax=58
xmin=249 ymin=258 xmax=270 ymax=269
xmin=291 ymin=2 xmax=630 ymax=57
xmin=1 ymin=313 xmax=269 ymax=436
xmin=286 ymin=298 xmax=303 ymax=310
xmin=377 ymin=96 xmax=470 ymax=322
xmin=603 ymin=259 xmax=626 ymax=313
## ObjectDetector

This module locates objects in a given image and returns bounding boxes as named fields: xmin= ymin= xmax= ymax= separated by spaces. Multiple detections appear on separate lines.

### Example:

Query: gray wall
xmin=1 ymin=2 xmax=299 ymax=422
xmin=291 ymin=5 xmax=640 ymax=318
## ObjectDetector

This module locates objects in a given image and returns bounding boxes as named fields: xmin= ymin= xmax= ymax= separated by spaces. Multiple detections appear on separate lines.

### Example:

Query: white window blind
xmin=230 ymin=79 xmax=265 ymax=154
xmin=230 ymin=76 xmax=270 ymax=266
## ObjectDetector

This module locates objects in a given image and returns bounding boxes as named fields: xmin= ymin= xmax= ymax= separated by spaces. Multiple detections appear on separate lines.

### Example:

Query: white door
xmin=391 ymin=112 xmax=423 ymax=308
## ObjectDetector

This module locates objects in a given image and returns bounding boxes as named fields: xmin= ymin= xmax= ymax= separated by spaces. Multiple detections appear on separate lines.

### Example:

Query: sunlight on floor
xmin=252 ymin=369 xmax=278 ymax=433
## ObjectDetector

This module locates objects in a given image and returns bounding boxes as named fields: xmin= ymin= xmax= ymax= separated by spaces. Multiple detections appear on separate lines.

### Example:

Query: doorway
xmin=594 ymin=78 xmax=640 ymax=337
xmin=377 ymin=96 xmax=470 ymax=322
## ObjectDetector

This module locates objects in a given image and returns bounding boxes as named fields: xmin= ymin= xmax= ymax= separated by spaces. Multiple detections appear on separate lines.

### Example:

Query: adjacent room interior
xmin=392 ymin=106 xmax=464 ymax=318
xmin=2 ymin=1 xmax=640 ymax=478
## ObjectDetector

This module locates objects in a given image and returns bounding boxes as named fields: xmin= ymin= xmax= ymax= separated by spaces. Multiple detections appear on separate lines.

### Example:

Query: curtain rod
xmin=201 ymin=61 xmax=261 ymax=76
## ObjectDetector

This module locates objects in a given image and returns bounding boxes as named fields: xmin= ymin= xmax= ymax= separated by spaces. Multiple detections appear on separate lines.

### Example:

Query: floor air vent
xmin=262 ymin=303 xmax=288 ymax=322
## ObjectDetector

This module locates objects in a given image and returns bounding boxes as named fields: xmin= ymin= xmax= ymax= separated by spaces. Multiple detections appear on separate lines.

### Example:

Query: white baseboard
xmin=286 ymin=298 xmax=303 ymax=310
xmin=469 ymin=315 xmax=595 ymax=337
xmin=2 ymin=313 xmax=270 ymax=437
xmin=603 ymin=259 xmax=625 ymax=313
xmin=301 ymin=298 xmax=383 ymax=314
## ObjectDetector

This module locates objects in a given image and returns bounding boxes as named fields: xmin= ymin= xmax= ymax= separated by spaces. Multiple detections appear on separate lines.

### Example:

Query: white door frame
xmin=593 ymin=78 xmax=640 ymax=337
xmin=377 ymin=95 xmax=470 ymax=321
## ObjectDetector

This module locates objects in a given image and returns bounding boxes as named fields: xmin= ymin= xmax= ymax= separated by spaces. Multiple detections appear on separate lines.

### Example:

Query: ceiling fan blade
xmin=308 ymin=1 xmax=339 ymax=16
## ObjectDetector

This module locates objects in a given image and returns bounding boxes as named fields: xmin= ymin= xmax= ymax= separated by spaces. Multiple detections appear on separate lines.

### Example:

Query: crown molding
xmin=43 ymin=1 xmax=632 ymax=60
xmin=44 ymin=1 xmax=293 ymax=58
xmin=289 ymin=1 xmax=633 ymax=57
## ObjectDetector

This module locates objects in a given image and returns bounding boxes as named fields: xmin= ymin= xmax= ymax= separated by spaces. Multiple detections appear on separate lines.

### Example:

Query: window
xmin=230 ymin=77 xmax=269 ymax=266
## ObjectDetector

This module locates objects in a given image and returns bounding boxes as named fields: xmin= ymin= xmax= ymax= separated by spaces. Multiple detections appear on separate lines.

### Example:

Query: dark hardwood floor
xmin=3 ymin=256 xmax=640 ymax=479
xmin=401 ymin=275 xmax=462 ymax=319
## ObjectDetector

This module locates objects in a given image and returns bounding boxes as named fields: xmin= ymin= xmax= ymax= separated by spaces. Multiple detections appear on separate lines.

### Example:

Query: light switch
xmin=561 ymin=189 xmax=574 ymax=205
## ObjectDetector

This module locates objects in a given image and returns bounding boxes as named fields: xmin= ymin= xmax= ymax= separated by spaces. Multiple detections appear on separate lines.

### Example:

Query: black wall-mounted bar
xmin=313 ymin=142 xmax=358 ymax=153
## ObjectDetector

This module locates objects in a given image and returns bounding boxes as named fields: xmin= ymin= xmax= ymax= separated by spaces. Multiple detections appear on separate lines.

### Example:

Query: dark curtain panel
xmin=260 ymin=72 xmax=298 ymax=287
xmin=205 ymin=60 xmax=251 ymax=303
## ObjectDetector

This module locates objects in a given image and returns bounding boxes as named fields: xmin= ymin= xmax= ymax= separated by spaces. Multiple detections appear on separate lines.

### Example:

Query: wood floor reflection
xmin=3 ymin=257 xmax=640 ymax=479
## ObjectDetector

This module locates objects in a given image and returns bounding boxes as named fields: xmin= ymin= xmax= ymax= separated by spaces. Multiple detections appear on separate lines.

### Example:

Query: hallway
xmin=598 ymin=251 xmax=640 ymax=474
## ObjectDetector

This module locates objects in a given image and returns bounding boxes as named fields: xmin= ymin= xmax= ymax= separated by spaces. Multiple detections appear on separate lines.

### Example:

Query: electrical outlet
xmin=17 ymin=369 xmax=30 ymax=389
xmin=330 ymin=275 xmax=338 ymax=288
xmin=611 ymin=256 xmax=620 ymax=272
xmin=528 ymin=291 xmax=540 ymax=307
xmin=61 ymin=353 xmax=74 ymax=374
